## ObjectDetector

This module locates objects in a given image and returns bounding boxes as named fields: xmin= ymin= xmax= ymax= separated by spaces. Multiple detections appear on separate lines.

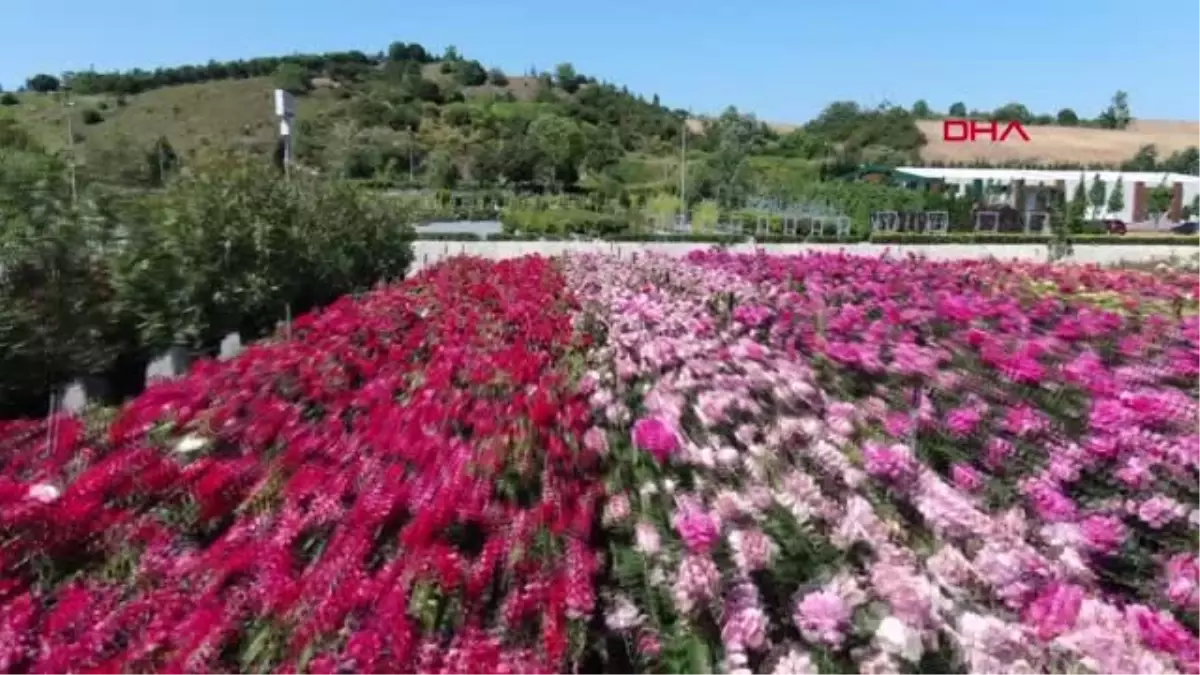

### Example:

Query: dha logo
xmin=942 ymin=119 xmax=1031 ymax=143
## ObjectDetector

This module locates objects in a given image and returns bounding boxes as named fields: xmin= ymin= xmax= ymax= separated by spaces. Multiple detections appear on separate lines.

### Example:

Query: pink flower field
xmin=1 ymin=252 xmax=1197 ymax=674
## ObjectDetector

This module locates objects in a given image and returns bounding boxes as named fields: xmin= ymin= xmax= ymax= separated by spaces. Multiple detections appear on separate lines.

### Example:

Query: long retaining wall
xmin=410 ymin=241 xmax=1199 ymax=272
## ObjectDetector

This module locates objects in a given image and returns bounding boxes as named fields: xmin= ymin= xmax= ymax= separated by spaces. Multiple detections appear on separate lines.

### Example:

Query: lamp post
xmin=273 ymin=89 xmax=296 ymax=179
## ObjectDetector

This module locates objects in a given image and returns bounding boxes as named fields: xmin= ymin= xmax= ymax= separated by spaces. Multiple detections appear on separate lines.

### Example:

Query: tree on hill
xmin=1122 ymin=144 xmax=1158 ymax=171
xmin=991 ymin=102 xmax=1032 ymax=123
xmin=1055 ymin=108 xmax=1079 ymax=126
xmin=273 ymin=62 xmax=311 ymax=94
xmin=554 ymin=63 xmax=581 ymax=94
xmin=387 ymin=41 xmax=431 ymax=63
xmin=948 ymin=102 xmax=967 ymax=117
xmin=25 ymin=74 xmax=61 ymax=93
xmin=910 ymin=100 xmax=933 ymax=119
xmin=1098 ymin=90 xmax=1132 ymax=130
xmin=452 ymin=60 xmax=488 ymax=87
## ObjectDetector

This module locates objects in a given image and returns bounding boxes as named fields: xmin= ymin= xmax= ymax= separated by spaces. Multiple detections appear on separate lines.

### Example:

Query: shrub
xmin=80 ymin=108 xmax=104 ymax=125
xmin=0 ymin=150 xmax=130 ymax=415
xmin=112 ymin=157 xmax=415 ymax=353
xmin=500 ymin=208 xmax=627 ymax=236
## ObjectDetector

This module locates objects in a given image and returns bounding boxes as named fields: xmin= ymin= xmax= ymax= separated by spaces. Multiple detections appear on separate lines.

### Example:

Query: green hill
xmin=0 ymin=46 xmax=703 ymax=194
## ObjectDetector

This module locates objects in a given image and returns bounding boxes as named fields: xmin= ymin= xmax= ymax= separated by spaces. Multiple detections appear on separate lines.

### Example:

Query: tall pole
xmin=283 ymin=133 xmax=292 ymax=181
xmin=679 ymin=117 xmax=688 ymax=228
xmin=63 ymin=94 xmax=77 ymax=207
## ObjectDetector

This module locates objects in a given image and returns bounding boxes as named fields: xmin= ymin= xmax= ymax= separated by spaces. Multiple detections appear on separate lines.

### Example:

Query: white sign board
xmin=274 ymin=89 xmax=295 ymax=118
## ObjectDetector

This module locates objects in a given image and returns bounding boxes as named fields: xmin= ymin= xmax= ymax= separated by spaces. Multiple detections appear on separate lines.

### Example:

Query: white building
xmin=894 ymin=167 xmax=1200 ymax=223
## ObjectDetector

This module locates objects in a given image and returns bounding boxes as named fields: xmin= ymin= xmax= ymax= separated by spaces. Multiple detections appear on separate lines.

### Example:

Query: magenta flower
xmin=1080 ymin=514 xmax=1128 ymax=555
xmin=950 ymin=463 xmax=984 ymax=492
xmin=1023 ymin=582 xmax=1084 ymax=640
xmin=631 ymin=417 xmax=679 ymax=462
xmin=673 ymin=502 xmax=721 ymax=554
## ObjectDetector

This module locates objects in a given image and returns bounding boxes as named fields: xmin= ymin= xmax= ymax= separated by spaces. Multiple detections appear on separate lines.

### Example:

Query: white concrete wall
xmin=411 ymin=241 xmax=1199 ymax=273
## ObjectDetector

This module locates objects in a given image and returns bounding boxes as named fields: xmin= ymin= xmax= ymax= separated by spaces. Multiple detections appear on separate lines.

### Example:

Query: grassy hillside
xmin=9 ymin=77 xmax=345 ymax=157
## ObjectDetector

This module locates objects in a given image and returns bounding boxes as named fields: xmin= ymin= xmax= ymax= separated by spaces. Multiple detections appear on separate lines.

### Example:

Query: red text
xmin=942 ymin=119 xmax=1031 ymax=143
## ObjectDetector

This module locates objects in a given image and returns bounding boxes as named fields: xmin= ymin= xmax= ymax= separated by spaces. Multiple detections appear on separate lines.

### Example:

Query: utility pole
xmin=678 ymin=116 xmax=688 ymax=229
xmin=408 ymin=129 xmax=415 ymax=184
xmin=63 ymin=92 xmax=78 ymax=207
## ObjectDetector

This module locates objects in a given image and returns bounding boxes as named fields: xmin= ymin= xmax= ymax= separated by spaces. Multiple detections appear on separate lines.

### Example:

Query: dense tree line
xmin=912 ymin=90 xmax=1136 ymax=130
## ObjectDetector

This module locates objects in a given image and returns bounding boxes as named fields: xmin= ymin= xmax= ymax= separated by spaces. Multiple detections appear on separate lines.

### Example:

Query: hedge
xmin=0 ymin=153 xmax=415 ymax=416
xmin=499 ymin=208 xmax=628 ymax=236
xmin=869 ymin=232 xmax=1200 ymax=246
xmin=411 ymin=231 xmax=1196 ymax=246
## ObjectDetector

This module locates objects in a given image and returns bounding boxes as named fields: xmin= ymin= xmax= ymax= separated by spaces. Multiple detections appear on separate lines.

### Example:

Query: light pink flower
xmin=793 ymin=590 xmax=850 ymax=647
xmin=673 ymin=502 xmax=720 ymax=554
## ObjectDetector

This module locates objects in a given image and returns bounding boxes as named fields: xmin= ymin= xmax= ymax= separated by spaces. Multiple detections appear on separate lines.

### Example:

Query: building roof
xmin=853 ymin=164 xmax=944 ymax=184
xmin=895 ymin=167 xmax=1200 ymax=185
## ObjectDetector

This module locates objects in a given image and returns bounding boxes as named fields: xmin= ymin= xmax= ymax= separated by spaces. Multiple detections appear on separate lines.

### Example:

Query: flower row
xmin=571 ymin=252 xmax=1198 ymax=674
xmin=0 ymin=256 xmax=602 ymax=674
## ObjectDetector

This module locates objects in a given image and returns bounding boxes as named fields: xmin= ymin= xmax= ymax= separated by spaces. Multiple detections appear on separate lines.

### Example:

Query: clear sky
xmin=2 ymin=0 xmax=1197 ymax=123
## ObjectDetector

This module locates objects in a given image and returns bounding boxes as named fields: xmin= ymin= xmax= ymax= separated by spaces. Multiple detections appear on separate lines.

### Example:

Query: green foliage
xmin=0 ymin=93 xmax=18 ymax=106
xmin=1098 ymin=90 xmax=1132 ymax=130
xmin=1107 ymin=177 xmax=1125 ymax=214
xmin=1068 ymin=175 xmax=1088 ymax=234
xmin=500 ymin=208 xmax=626 ymax=236
xmin=25 ymin=74 xmax=60 ymax=93
xmin=112 ymin=156 xmax=415 ymax=350
xmin=80 ymin=107 xmax=104 ymax=125
xmin=0 ymin=139 xmax=414 ymax=413
xmin=63 ymin=51 xmax=374 ymax=96
xmin=273 ymin=62 xmax=311 ymax=94
xmin=0 ymin=116 xmax=42 ymax=152
xmin=1056 ymin=108 xmax=1080 ymax=125
xmin=1087 ymin=173 xmax=1107 ymax=218
xmin=870 ymin=232 xmax=1196 ymax=245
xmin=692 ymin=200 xmax=720 ymax=232
xmin=804 ymin=101 xmax=926 ymax=157
xmin=1146 ymin=182 xmax=1174 ymax=219
xmin=0 ymin=148 xmax=127 ymax=413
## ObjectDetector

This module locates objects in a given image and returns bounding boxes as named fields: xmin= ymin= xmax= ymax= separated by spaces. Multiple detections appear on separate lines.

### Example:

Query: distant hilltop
xmin=915 ymin=119 xmax=1200 ymax=166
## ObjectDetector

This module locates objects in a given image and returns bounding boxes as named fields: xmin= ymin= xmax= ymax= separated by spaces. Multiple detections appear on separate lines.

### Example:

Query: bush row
xmin=0 ymin=152 xmax=415 ymax=415
xmin=499 ymin=207 xmax=629 ymax=235
xmin=870 ymin=232 xmax=1200 ymax=245
xmin=412 ymin=230 xmax=1197 ymax=246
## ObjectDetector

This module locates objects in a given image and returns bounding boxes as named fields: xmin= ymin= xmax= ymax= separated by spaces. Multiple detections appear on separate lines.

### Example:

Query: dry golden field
xmin=688 ymin=117 xmax=1198 ymax=165
xmin=914 ymin=119 xmax=1199 ymax=165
